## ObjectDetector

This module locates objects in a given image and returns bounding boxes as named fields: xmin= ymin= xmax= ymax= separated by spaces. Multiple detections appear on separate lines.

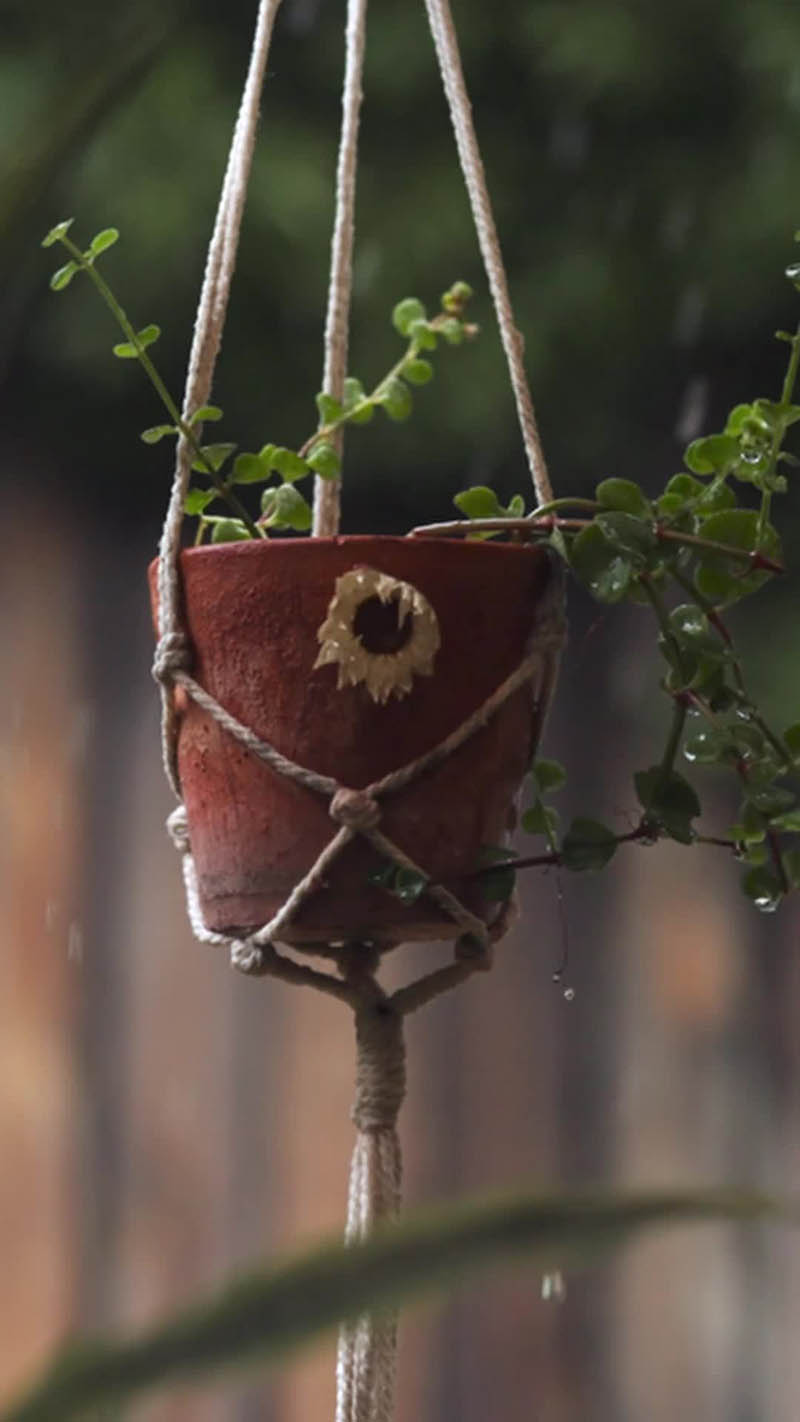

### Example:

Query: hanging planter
xmin=149 ymin=535 xmax=561 ymax=945
xmin=46 ymin=0 xmax=571 ymax=1417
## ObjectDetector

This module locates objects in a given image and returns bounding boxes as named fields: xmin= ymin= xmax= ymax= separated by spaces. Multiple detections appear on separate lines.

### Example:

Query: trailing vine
xmin=42 ymin=220 xmax=476 ymax=541
xmin=428 ymin=260 xmax=800 ymax=913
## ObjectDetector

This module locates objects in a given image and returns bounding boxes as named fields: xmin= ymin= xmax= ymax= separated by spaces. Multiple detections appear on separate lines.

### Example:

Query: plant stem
xmin=466 ymin=824 xmax=737 ymax=880
xmin=298 ymin=311 xmax=468 ymax=459
xmin=758 ymin=319 xmax=800 ymax=545
xmin=60 ymin=236 xmax=262 ymax=538
xmin=410 ymin=515 xmax=784 ymax=571
xmin=529 ymin=497 xmax=600 ymax=518
xmin=638 ymin=573 xmax=690 ymax=791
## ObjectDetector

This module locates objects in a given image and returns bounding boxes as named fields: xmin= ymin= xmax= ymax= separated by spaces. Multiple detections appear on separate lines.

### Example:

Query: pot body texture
xmin=150 ymin=536 xmax=560 ymax=945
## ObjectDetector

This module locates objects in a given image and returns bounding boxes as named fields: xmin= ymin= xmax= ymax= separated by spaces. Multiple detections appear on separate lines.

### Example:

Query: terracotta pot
xmin=149 ymin=536 xmax=559 ymax=946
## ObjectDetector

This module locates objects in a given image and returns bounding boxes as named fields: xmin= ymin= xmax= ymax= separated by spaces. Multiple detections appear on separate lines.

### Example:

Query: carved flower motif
xmin=314 ymin=566 xmax=441 ymax=704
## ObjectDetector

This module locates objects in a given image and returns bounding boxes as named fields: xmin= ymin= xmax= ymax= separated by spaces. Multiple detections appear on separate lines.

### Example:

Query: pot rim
xmin=151 ymin=534 xmax=552 ymax=571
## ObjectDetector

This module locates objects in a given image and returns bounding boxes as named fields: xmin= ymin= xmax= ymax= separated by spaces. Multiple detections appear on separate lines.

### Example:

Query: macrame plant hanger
xmin=152 ymin=2 xmax=562 ymax=1420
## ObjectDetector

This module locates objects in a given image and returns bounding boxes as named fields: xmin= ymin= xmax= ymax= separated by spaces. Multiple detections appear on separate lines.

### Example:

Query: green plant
xmin=42 ymin=220 xmax=477 ymax=542
xmin=443 ymin=253 xmax=800 ymax=912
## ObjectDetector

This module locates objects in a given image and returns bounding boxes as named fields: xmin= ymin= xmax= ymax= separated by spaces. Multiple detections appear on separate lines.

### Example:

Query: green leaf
xmin=191 ymin=443 xmax=237 ymax=475
xmin=306 ymin=441 xmax=341 ymax=479
xmin=88 ymin=227 xmax=119 ymax=257
xmin=441 ymin=280 xmax=473 ymax=311
xmin=392 ymin=298 xmax=427 ymax=336
xmin=683 ymin=729 xmax=731 ymax=765
xmin=368 ymin=860 xmax=395 ymax=889
xmin=232 ymin=452 xmax=271 ymax=484
xmin=741 ymin=866 xmax=783 ymax=911
xmin=725 ymin=403 xmax=754 ymax=434
xmin=137 ymin=323 xmax=160 ymax=349
xmin=569 ymin=524 xmax=633 ymax=603
xmin=595 ymin=479 xmax=651 ymax=517
xmin=440 ymin=317 xmax=465 ymax=345
xmin=381 ymin=377 xmax=413 ymax=421
xmin=409 ymin=319 xmax=438 ymax=350
xmin=736 ymin=800 xmax=769 ymax=843
xmin=561 ymin=818 xmax=617 ymax=871
xmin=595 ymin=511 xmax=657 ymax=559
xmin=189 ymin=405 xmax=223 ymax=425
xmin=42 ymin=218 xmax=74 ymax=247
xmin=783 ymin=723 xmax=800 ymax=758
xmin=684 ymin=434 xmax=738 ymax=475
xmin=184 ymin=488 xmax=217 ymax=516
xmin=668 ymin=603 xmax=727 ymax=659
xmin=634 ymin=768 xmax=700 ymax=844
xmin=316 ymin=392 xmax=343 ymax=424
xmin=271 ymin=448 xmax=310 ymax=483
xmin=782 ymin=847 xmax=800 ymax=888
xmin=770 ymin=809 xmax=800 ymax=832
xmin=111 ymin=341 xmax=138 ymax=359
xmin=269 ymin=484 xmax=312 ymax=532
xmin=694 ymin=509 xmax=781 ymax=604
xmin=745 ymin=785 xmax=797 ymax=816
xmin=210 ymin=518 xmax=249 ymax=543
xmin=532 ymin=758 xmax=567 ymax=793
xmin=49 ymin=261 xmax=79 ymax=291
xmin=476 ymin=847 xmax=516 ymax=903
xmin=753 ymin=397 xmax=800 ymax=431
xmin=453 ymin=486 xmax=504 ymax=521
xmin=140 ymin=425 xmax=176 ymax=445
xmin=521 ymin=801 xmax=559 ymax=837
xmin=508 ymin=494 xmax=526 ymax=518
xmin=404 ymin=358 xmax=434 ymax=386
xmin=343 ymin=377 xmax=366 ymax=410
xmin=342 ymin=378 xmax=374 ymax=423
xmin=391 ymin=867 xmax=428 ymax=905
xmin=661 ymin=472 xmax=704 ymax=503
xmin=4 ymin=1191 xmax=789 ymax=1422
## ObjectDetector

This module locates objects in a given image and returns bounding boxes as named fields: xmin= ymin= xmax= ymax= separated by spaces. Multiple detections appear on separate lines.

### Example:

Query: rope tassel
xmin=336 ymin=1002 xmax=406 ymax=1422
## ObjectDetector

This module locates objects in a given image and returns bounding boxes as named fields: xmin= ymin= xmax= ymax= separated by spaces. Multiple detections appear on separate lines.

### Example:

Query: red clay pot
xmin=149 ymin=537 xmax=558 ymax=946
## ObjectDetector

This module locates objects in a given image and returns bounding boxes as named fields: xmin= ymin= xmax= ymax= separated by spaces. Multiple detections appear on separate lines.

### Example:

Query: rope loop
xmin=352 ymin=1001 xmax=406 ymax=1132
xmin=330 ymin=786 xmax=382 ymax=830
xmin=152 ymin=631 xmax=193 ymax=685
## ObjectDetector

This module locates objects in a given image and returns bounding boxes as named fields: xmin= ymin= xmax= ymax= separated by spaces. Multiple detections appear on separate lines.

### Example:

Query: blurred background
xmin=3 ymin=0 xmax=800 ymax=1417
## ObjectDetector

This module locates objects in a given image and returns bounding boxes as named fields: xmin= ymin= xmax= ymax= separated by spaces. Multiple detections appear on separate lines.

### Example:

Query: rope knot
xmin=166 ymin=804 xmax=191 ymax=854
xmin=152 ymin=631 xmax=192 ymax=685
xmin=352 ymin=1002 xmax=406 ymax=1133
xmin=230 ymin=940 xmax=266 ymax=975
xmin=330 ymin=786 xmax=381 ymax=830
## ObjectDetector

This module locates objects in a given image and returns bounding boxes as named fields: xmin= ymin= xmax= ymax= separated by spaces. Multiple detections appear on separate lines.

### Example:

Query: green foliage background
xmin=6 ymin=0 xmax=800 ymax=551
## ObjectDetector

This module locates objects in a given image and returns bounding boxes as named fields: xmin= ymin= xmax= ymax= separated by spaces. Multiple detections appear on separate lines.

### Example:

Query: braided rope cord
xmin=313 ymin=0 xmax=368 ymax=538
xmin=422 ymin=0 xmax=553 ymax=506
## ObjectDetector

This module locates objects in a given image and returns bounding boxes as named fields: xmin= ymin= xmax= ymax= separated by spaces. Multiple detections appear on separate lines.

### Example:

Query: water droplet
xmin=67 ymin=921 xmax=84 ymax=964
xmin=785 ymin=262 xmax=800 ymax=282
xmin=741 ymin=448 xmax=762 ymax=465
xmin=541 ymin=1270 xmax=567 ymax=1302
xmin=563 ymin=986 xmax=575 ymax=1002
xmin=552 ymin=970 xmax=562 ymax=985
xmin=754 ymin=893 xmax=781 ymax=914
xmin=735 ymin=705 xmax=753 ymax=721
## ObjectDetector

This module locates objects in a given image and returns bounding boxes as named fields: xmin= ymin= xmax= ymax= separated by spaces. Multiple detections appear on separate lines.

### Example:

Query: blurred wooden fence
xmin=3 ymin=491 xmax=800 ymax=1420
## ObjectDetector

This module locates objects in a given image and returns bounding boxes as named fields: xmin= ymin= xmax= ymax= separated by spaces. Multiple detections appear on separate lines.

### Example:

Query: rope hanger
xmin=153 ymin=4 xmax=561 ymax=1420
